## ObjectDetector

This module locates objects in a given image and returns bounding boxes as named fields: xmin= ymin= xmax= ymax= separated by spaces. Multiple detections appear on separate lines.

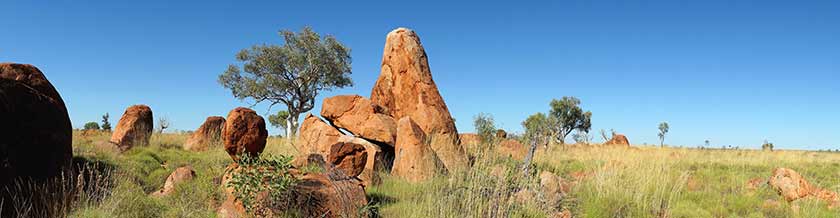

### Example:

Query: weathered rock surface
xmin=292 ymin=153 xmax=328 ymax=171
xmin=337 ymin=135 xmax=386 ymax=187
xmin=184 ymin=116 xmax=226 ymax=151
xmin=495 ymin=129 xmax=508 ymax=139
xmin=499 ymin=139 xmax=527 ymax=160
xmin=391 ymin=117 xmax=445 ymax=182
xmin=327 ymin=142 xmax=368 ymax=178
xmin=222 ymin=107 xmax=268 ymax=161
xmin=371 ymin=28 xmax=467 ymax=171
xmin=321 ymin=95 xmax=397 ymax=146
xmin=110 ymin=105 xmax=153 ymax=151
xmin=768 ymin=168 xmax=813 ymax=202
xmin=0 ymin=63 xmax=73 ymax=217
xmin=604 ymin=134 xmax=630 ymax=146
xmin=273 ymin=170 xmax=368 ymax=218
xmin=297 ymin=113 xmax=343 ymax=157
xmin=152 ymin=166 xmax=196 ymax=197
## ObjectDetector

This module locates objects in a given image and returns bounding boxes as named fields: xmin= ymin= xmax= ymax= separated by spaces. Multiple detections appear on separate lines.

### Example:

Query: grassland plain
xmin=53 ymin=130 xmax=840 ymax=218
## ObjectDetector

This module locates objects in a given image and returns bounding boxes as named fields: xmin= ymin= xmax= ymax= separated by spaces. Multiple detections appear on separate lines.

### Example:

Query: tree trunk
xmin=521 ymin=138 xmax=539 ymax=177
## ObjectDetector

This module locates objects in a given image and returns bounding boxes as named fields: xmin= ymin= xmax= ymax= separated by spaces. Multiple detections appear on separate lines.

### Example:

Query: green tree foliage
xmin=658 ymin=122 xmax=670 ymax=147
xmin=522 ymin=112 xmax=552 ymax=149
xmin=268 ymin=110 xmax=290 ymax=136
xmin=84 ymin=122 xmax=100 ymax=130
xmin=219 ymin=27 xmax=353 ymax=138
xmin=101 ymin=113 xmax=112 ymax=131
xmin=548 ymin=97 xmax=592 ymax=144
xmin=473 ymin=113 xmax=497 ymax=145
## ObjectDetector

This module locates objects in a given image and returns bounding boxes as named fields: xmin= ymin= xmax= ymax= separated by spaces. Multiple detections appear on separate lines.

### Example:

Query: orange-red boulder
xmin=222 ymin=107 xmax=268 ymax=161
xmin=274 ymin=170 xmax=368 ymax=217
xmin=151 ymin=166 xmax=196 ymax=197
xmin=604 ymin=134 xmax=630 ymax=146
xmin=320 ymin=95 xmax=397 ymax=146
xmin=371 ymin=28 xmax=467 ymax=171
xmin=0 ymin=63 xmax=73 ymax=217
xmin=496 ymin=129 xmax=508 ymax=139
xmin=296 ymin=113 xmax=343 ymax=157
xmin=327 ymin=142 xmax=368 ymax=178
xmin=768 ymin=168 xmax=813 ymax=202
xmin=391 ymin=117 xmax=446 ymax=182
xmin=184 ymin=116 xmax=226 ymax=151
xmin=499 ymin=139 xmax=527 ymax=160
xmin=110 ymin=105 xmax=153 ymax=151
xmin=337 ymin=135 xmax=386 ymax=187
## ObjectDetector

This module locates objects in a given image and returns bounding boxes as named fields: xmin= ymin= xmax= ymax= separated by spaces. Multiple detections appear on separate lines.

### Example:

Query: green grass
xmin=9 ymin=130 xmax=838 ymax=217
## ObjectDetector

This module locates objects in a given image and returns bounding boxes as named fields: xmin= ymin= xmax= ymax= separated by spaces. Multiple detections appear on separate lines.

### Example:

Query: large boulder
xmin=768 ymin=168 xmax=813 ymax=202
xmin=0 ymin=63 xmax=73 ymax=217
xmin=499 ymin=139 xmax=527 ymax=160
xmin=604 ymin=134 xmax=630 ymax=146
xmin=222 ymin=107 xmax=268 ymax=161
xmin=271 ymin=170 xmax=368 ymax=217
xmin=321 ymin=95 xmax=397 ymax=146
xmin=327 ymin=142 xmax=368 ymax=178
xmin=110 ymin=105 xmax=153 ymax=151
xmin=391 ymin=117 xmax=446 ymax=182
xmin=151 ymin=166 xmax=196 ymax=197
xmin=184 ymin=116 xmax=226 ymax=151
xmin=371 ymin=28 xmax=467 ymax=171
xmin=297 ymin=113 xmax=343 ymax=157
xmin=337 ymin=135 xmax=386 ymax=187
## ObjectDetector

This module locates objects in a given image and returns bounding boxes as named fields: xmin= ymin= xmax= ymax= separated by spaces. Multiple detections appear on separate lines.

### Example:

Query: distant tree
xmin=762 ymin=140 xmax=774 ymax=151
xmin=473 ymin=113 xmax=497 ymax=145
xmin=268 ymin=110 xmax=290 ymax=136
xmin=522 ymin=112 xmax=552 ymax=150
xmin=219 ymin=27 xmax=352 ymax=138
xmin=572 ymin=130 xmax=593 ymax=144
xmin=83 ymin=122 xmax=100 ymax=130
xmin=548 ymin=97 xmax=592 ymax=144
xmin=704 ymin=139 xmax=710 ymax=147
xmin=521 ymin=112 xmax=553 ymax=177
xmin=101 ymin=113 xmax=112 ymax=131
xmin=157 ymin=117 xmax=171 ymax=133
xmin=658 ymin=122 xmax=669 ymax=147
xmin=599 ymin=129 xmax=616 ymax=142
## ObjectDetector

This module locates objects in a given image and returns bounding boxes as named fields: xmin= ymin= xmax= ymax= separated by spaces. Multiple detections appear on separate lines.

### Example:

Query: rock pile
xmin=296 ymin=27 xmax=468 ymax=183
xmin=217 ymin=107 xmax=369 ymax=218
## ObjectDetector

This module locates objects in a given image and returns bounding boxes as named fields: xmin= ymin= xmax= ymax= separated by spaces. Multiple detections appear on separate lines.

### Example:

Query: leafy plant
xmin=225 ymin=154 xmax=297 ymax=212
xmin=101 ymin=113 xmax=111 ymax=131
xmin=83 ymin=122 xmax=100 ymax=130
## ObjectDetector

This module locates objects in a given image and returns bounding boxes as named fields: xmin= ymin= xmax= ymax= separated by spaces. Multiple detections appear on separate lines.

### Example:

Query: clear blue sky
xmin=2 ymin=0 xmax=838 ymax=150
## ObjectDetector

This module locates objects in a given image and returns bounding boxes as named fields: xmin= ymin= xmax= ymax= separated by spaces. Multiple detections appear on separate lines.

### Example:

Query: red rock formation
xmin=222 ymin=107 xmax=268 ymax=161
xmin=321 ymin=95 xmax=397 ymax=146
xmin=0 ymin=63 xmax=73 ymax=217
xmin=184 ymin=116 xmax=226 ymax=151
xmin=391 ymin=117 xmax=445 ymax=182
xmin=110 ymin=105 xmax=154 ymax=151
xmin=371 ymin=28 xmax=467 ymax=171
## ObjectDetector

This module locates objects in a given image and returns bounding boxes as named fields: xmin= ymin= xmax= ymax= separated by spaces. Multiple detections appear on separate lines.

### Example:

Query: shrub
xmin=83 ymin=122 xmax=100 ymax=131
xmin=225 ymin=154 xmax=297 ymax=212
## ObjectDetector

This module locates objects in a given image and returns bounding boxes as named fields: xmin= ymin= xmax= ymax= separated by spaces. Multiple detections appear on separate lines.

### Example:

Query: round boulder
xmin=0 ymin=63 xmax=73 ymax=217
xmin=222 ymin=107 xmax=268 ymax=161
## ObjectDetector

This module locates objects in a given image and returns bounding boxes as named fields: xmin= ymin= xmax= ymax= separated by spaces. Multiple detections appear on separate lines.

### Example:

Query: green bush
xmin=83 ymin=122 xmax=100 ymax=130
xmin=225 ymin=154 xmax=297 ymax=212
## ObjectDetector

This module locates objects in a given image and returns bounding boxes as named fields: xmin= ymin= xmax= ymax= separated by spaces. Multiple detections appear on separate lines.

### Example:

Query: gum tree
xmin=219 ymin=27 xmax=352 ymax=138
xmin=548 ymin=97 xmax=592 ymax=144
xmin=658 ymin=122 xmax=669 ymax=147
